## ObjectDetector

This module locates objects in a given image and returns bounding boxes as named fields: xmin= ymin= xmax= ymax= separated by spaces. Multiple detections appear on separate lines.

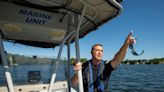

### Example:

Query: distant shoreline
xmin=0 ymin=53 xmax=163 ymax=65
xmin=122 ymin=59 xmax=164 ymax=65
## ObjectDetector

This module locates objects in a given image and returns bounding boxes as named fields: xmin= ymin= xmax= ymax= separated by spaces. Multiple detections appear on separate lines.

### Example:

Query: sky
xmin=3 ymin=0 xmax=164 ymax=60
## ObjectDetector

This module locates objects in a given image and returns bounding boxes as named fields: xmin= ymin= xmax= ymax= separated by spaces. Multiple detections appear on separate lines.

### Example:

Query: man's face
xmin=91 ymin=45 xmax=103 ymax=61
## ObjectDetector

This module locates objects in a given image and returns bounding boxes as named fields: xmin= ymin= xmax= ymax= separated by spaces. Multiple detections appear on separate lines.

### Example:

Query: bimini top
xmin=0 ymin=0 xmax=123 ymax=48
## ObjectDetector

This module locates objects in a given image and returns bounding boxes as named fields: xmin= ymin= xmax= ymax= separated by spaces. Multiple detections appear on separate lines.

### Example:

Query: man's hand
xmin=71 ymin=62 xmax=82 ymax=86
xmin=124 ymin=31 xmax=136 ymax=46
xmin=73 ymin=62 xmax=82 ymax=73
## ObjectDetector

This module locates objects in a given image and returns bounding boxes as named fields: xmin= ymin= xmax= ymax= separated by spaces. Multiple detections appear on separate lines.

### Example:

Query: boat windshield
xmin=0 ymin=53 xmax=68 ymax=86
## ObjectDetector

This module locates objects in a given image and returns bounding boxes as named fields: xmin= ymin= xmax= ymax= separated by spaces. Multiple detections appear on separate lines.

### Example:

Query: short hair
xmin=91 ymin=44 xmax=103 ymax=52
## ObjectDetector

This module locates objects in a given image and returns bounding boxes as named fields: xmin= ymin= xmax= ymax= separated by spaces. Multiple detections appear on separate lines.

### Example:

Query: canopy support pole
xmin=0 ymin=29 xmax=14 ymax=92
xmin=67 ymin=41 xmax=71 ymax=92
xmin=48 ymin=30 xmax=75 ymax=92
xmin=49 ymin=0 xmax=89 ymax=91
xmin=74 ymin=2 xmax=88 ymax=92
xmin=66 ymin=11 xmax=75 ymax=92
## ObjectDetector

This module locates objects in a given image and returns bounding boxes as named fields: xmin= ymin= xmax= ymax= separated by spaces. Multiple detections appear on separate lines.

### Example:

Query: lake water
xmin=109 ymin=64 xmax=164 ymax=92
xmin=0 ymin=64 xmax=164 ymax=92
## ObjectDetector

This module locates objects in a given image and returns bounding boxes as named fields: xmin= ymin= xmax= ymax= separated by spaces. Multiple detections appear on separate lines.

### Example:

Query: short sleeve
xmin=103 ymin=61 xmax=114 ymax=78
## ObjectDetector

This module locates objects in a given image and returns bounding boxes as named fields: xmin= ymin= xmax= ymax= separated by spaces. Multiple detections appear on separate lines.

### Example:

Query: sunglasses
xmin=129 ymin=43 xmax=144 ymax=56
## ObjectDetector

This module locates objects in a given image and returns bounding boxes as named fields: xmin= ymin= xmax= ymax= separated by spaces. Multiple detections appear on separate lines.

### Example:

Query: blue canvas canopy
xmin=0 ymin=0 xmax=122 ymax=48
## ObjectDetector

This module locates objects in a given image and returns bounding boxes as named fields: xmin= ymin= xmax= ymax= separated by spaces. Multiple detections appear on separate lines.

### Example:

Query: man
xmin=71 ymin=32 xmax=136 ymax=92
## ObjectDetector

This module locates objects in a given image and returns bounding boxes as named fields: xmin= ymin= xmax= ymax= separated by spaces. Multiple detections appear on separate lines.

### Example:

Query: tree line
xmin=0 ymin=53 xmax=163 ymax=65
xmin=122 ymin=58 xmax=164 ymax=64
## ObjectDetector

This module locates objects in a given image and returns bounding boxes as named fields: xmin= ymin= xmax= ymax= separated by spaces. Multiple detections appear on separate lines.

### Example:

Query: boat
xmin=0 ymin=0 xmax=123 ymax=92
